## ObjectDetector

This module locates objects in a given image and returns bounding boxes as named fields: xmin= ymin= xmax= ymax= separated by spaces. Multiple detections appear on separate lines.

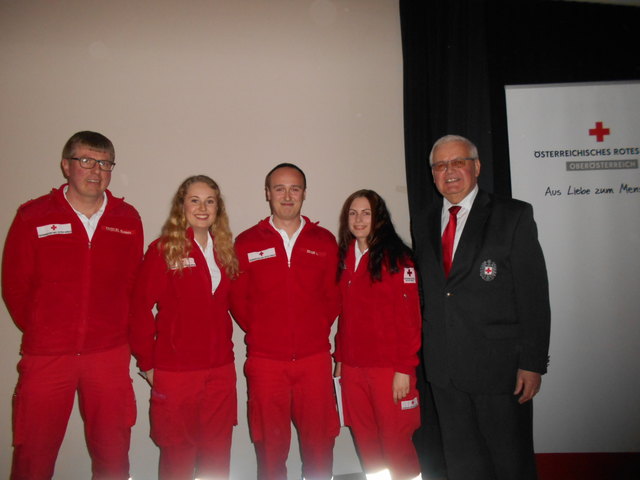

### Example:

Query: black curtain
xmin=400 ymin=0 xmax=495 ymax=221
xmin=400 ymin=0 xmax=640 ymax=476
xmin=401 ymin=0 xmax=640 ymax=213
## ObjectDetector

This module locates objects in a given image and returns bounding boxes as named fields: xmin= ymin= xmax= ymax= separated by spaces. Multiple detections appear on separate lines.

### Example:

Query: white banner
xmin=506 ymin=82 xmax=640 ymax=452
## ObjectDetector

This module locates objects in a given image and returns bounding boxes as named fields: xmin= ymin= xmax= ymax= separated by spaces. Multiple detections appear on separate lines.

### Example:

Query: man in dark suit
xmin=413 ymin=134 xmax=550 ymax=480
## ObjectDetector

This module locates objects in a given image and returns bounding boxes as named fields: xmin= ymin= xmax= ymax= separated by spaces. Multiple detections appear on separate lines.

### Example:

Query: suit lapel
xmin=426 ymin=198 xmax=444 ymax=266
xmin=447 ymin=190 xmax=491 ymax=284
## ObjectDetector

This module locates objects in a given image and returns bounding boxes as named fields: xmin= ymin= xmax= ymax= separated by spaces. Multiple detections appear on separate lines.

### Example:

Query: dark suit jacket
xmin=414 ymin=190 xmax=550 ymax=394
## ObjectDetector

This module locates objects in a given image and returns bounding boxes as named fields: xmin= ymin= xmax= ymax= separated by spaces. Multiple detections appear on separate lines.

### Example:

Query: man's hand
xmin=514 ymin=369 xmax=541 ymax=404
xmin=393 ymin=372 xmax=410 ymax=404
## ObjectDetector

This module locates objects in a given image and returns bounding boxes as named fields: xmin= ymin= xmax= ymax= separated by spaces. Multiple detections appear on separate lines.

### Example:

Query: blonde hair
xmin=159 ymin=175 xmax=238 ymax=278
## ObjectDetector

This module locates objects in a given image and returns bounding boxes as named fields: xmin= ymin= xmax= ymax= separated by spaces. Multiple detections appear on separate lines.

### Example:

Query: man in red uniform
xmin=231 ymin=163 xmax=340 ymax=480
xmin=2 ymin=131 xmax=143 ymax=480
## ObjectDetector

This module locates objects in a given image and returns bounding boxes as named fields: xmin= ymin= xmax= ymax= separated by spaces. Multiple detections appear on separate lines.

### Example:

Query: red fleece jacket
xmin=334 ymin=242 xmax=422 ymax=375
xmin=230 ymin=217 xmax=340 ymax=361
xmin=2 ymin=185 xmax=143 ymax=355
xmin=129 ymin=230 xmax=234 ymax=372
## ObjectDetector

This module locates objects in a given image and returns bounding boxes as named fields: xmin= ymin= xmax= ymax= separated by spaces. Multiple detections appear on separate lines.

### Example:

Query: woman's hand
xmin=392 ymin=372 xmax=410 ymax=403
xmin=144 ymin=369 xmax=154 ymax=387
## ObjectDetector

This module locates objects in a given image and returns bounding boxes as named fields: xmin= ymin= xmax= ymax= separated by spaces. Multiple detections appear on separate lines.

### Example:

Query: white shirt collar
xmin=195 ymin=233 xmax=222 ymax=294
xmin=354 ymin=241 xmax=368 ymax=270
xmin=269 ymin=216 xmax=306 ymax=264
xmin=440 ymin=185 xmax=479 ymax=258
xmin=63 ymin=186 xmax=108 ymax=241
xmin=443 ymin=185 xmax=479 ymax=212
xmin=269 ymin=215 xmax=305 ymax=238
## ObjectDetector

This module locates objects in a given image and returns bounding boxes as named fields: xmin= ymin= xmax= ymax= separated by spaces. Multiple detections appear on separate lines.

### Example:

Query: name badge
xmin=37 ymin=223 xmax=72 ymax=238
xmin=102 ymin=226 xmax=134 ymax=235
xmin=401 ymin=396 xmax=419 ymax=410
xmin=248 ymin=247 xmax=276 ymax=262
xmin=403 ymin=267 xmax=416 ymax=284
xmin=170 ymin=257 xmax=196 ymax=270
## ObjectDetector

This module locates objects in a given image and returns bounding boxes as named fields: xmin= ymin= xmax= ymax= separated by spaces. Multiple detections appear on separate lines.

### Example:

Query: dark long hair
xmin=337 ymin=189 xmax=412 ymax=282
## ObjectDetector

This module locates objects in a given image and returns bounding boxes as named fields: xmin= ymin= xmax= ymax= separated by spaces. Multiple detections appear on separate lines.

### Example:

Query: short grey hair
xmin=429 ymin=134 xmax=478 ymax=165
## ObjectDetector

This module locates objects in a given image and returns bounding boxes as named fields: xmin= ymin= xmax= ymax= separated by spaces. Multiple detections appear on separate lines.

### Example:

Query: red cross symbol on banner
xmin=406 ymin=268 xmax=413 ymax=277
xmin=589 ymin=121 xmax=610 ymax=142
xmin=51 ymin=225 xmax=57 ymax=230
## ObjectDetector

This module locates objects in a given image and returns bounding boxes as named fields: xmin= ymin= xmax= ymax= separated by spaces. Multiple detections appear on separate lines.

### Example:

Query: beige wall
xmin=0 ymin=1 xmax=408 ymax=478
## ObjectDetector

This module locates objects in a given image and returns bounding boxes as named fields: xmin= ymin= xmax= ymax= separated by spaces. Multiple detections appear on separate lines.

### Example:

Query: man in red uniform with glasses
xmin=2 ymin=131 xmax=143 ymax=480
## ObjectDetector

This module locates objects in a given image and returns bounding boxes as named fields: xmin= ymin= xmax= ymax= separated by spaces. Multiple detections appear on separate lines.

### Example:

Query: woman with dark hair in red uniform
xmin=130 ymin=175 xmax=238 ymax=479
xmin=334 ymin=189 xmax=423 ymax=480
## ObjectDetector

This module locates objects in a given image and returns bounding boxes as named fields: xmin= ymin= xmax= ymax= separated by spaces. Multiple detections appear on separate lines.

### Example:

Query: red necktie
xmin=442 ymin=206 xmax=461 ymax=277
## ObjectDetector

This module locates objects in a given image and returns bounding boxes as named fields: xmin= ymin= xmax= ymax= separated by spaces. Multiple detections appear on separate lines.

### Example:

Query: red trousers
xmin=244 ymin=353 xmax=340 ymax=480
xmin=10 ymin=345 xmax=136 ymax=480
xmin=151 ymin=364 xmax=237 ymax=480
xmin=341 ymin=365 xmax=421 ymax=480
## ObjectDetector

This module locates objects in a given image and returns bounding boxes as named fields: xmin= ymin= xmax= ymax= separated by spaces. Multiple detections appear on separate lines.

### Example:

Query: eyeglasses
xmin=431 ymin=157 xmax=476 ymax=173
xmin=68 ymin=157 xmax=116 ymax=171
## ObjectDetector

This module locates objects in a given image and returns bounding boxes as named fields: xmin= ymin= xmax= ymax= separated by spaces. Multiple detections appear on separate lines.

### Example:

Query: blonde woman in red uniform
xmin=130 ymin=175 xmax=238 ymax=479
xmin=334 ymin=189 xmax=423 ymax=480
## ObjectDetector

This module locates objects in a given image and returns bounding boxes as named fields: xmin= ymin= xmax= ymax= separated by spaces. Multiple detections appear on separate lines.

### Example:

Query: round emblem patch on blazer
xmin=480 ymin=260 xmax=497 ymax=281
